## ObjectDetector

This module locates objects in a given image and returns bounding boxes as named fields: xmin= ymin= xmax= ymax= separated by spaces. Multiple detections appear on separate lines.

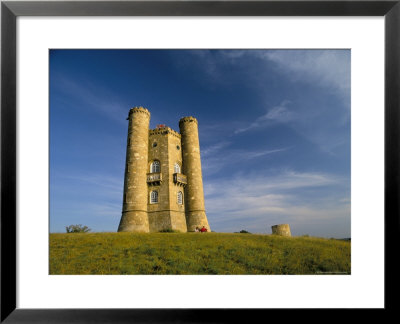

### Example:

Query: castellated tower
xmin=118 ymin=107 xmax=211 ymax=233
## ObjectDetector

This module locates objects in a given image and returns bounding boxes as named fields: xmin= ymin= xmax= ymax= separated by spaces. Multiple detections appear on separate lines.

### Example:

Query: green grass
xmin=49 ymin=232 xmax=351 ymax=275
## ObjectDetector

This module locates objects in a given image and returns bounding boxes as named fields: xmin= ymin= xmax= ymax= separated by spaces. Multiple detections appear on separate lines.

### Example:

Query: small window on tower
xmin=174 ymin=163 xmax=181 ymax=174
xmin=152 ymin=142 xmax=157 ymax=148
xmin=150 ymin=191 xmax=158 ymax=204
xmin=177 ymin=191 xmax=183 ymax=205
xmin=150 ymin=161 xmax=160 ymax=173
xmin=176 ymin=145 xmax=180 ymax=150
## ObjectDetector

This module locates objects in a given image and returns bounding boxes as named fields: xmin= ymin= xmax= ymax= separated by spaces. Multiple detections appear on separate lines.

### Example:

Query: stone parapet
xmin=179 ymin=116 xmax=198 ymax=125
xmin=128 ymin=106 xmax=151 ymax=118
xmin=149 ymin=126 xmax=181 ymax=138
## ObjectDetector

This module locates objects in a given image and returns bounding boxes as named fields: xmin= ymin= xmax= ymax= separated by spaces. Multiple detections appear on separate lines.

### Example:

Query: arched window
xmin=177 ymin=191 xmax=183 ymax=205
xmin=150 ymin=160 xmax=160 ymax=173
xmin=150 ymin=191 xmax=158 ymax=204
xmin=174 ymin=163 xmax=181 ymax=174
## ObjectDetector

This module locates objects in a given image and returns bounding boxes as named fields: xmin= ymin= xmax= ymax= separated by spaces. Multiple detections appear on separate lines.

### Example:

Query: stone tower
xmin=179 ymin=117 xmax=210 ymax=232
xmin=118 ymin=107 xmax=150 ymax=232
xmin=118 ymin=107 xmax=211 ymax=233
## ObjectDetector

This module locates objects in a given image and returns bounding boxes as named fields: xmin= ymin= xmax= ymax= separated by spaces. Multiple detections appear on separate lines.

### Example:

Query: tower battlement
xmin=128 ymin=106 xmax=151 ymax=117
xmin=118 ymin=108 xmax=210 ymax=233
xmin=149 ymin=126 xmax=181 ymax=138
xmin=179 ymin=116 xmax=198 ymax=125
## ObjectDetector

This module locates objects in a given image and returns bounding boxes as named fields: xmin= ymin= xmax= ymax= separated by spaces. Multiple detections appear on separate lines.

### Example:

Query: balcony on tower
xmin=147 ymin=172 xmax=162 ymax=185
xmin=173 ymin=173 xmax=187 ymax=186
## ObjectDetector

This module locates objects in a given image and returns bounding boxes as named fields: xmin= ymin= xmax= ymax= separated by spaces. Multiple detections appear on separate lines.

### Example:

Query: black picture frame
xmin=1 ymin=0 xmax=398 ymax=322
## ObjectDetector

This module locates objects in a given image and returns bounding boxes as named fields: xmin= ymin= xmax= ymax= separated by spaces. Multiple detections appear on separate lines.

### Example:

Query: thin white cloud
xmin=218 ymin=49 xmax=350 ymax=100
xmin=201 ymin=141 xmax=232 ymax=157
xmin=205 ymin=170 xmax=338 ymax=197
xmin=180 ymin=50 xmax=350 ymax=155
xmin=214 ymin=50 xmax=350 ymax=154
xmin=258 ymin=50 xmax=350 ymax=96
xmin=52 ymin=76 xmax=128 ymax=124
xmin=182 ymin=49 xmax=350 ymax=105
xmin=264 ymin=102 xmax=294 ymax=122
xmin=234 ymin=100 xmax=293 ymax=134
xmin=204 ymin=170 xmax=350 ymax=237
xmin=54 ymin=173 xmax=123 ymax=193
xmin=51 ymin=172 xmax=124 ymax=231
xmin=219 ymin=50 xmax=247 ymax=60
xmin=201 ymin=147 xmax=289 ymax=176
xmin=234 ymin=98 xmax=349 ymax=156
xmin=175 ymin=50 xmax=222 ymax=83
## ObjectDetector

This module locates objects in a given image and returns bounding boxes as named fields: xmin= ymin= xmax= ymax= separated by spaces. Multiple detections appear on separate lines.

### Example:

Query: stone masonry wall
xmin=147 ymin=130 xmax=171 ymax=232
xmin=167 ymin=130 xmax=187 ymax=232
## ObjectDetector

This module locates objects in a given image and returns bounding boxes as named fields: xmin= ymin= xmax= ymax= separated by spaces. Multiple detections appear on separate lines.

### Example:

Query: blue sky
xmin=50 ymin=49 xmax=350 ymax=238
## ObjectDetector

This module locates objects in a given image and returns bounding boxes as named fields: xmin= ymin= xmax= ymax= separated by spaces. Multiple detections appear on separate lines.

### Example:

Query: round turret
xmin=118 ymin=107 xmax=151 ymax=232
xmin=179 ymin=116 xmax=211 ymax=232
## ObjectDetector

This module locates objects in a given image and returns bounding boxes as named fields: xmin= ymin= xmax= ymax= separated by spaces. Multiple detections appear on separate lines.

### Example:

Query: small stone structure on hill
xmin=271 ymin=224 xmax=291 ymax=237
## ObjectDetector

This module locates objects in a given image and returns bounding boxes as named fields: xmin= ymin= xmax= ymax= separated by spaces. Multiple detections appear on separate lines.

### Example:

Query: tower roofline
xmin=179 ymin=116 xmax=198 ymax=125
xmin=128 ymin=106 xmax=151 ymax=119
xmin=149 ymin=126 xmax=181 ymax=138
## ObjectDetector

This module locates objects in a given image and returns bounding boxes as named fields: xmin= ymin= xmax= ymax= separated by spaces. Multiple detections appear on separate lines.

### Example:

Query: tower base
xmin=148 ymin=210 xmax=187 ymax=232
xmin=118 ymin=211 xmax=149 ymax=232
xmin=185 ymin=211 xmax=211 ymax=232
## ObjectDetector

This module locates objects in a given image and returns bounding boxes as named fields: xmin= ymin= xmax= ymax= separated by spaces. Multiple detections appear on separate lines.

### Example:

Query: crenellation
xmin=179 ymin=116 xmax=198 ymax=125
xmin=149 ymin=127 xmax=181 ymax=138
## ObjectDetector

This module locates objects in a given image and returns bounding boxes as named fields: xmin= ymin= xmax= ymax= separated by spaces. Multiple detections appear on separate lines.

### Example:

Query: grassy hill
xmin=49 ymin=232 xmax=350 ymax=275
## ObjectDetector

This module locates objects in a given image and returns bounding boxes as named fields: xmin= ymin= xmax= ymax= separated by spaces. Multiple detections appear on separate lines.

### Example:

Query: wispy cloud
xmin=52 ymin=76 xmax=128 ymax=124
xmin=201 ymin=146 xmax=289 ymax=176
xmin=234 ymin=100 xmax=293 ymax=134
xmin=201 ymin=141 xmax=232 ymax=157
xmin=53 ymin=173 xmax=123 ymax=194
xmin=50 ymin=172 xmax=124 ymax=231
xmin=205 ymin=49 xmax=350 ymax=154
xmin=257 ymin=50 xmax=350 ymax=98
xmin=177 ymin=50 xmax=350 ymax=155
xmin=184 ymin=50 xmax=350 ymax=101
xmin=205 ymin=170 xmax=339 ymax=197
xmin=217 ymin=49 xmax=350 ymax=101
xmin=234 ymin=98 xmax=349 ymax=156
xmin=204 ymin=170 xmax=350 ymax=237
